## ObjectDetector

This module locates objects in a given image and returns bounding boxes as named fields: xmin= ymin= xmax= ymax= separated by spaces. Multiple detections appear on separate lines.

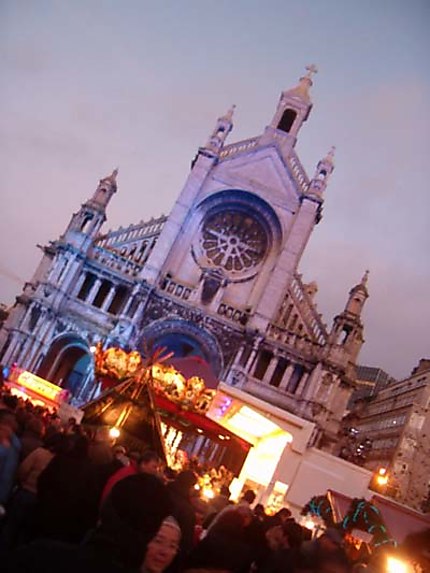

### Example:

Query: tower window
xmin=270 ymin=357 xmax=289 ymax=387
xmin=239 ymin=346 xmax=252 ymax=367
xmin=253 ymin=349 xmax=272 ymax=380
xmin=77 ymin=273 xmax=96 ymax=301
xmin=108 ymin=286 xmax=128 ymax=315
xmin=93 ymin=280 xmax=112 ymax=308
xmin=286 ymin=364 xmax=305 ymax=394
xmin=277 ymin=109 xmax=297 ymax=133
xmin=80 ymin=214 xmax=94 ymax=233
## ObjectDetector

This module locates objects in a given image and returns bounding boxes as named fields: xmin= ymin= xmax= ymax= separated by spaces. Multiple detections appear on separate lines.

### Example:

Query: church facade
xmin=0 ymin=69 xmax=368 ymax=450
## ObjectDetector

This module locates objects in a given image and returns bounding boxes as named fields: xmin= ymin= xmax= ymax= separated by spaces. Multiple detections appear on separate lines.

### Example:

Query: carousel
xmin=82 ymin=343 xmax=251 ymax=476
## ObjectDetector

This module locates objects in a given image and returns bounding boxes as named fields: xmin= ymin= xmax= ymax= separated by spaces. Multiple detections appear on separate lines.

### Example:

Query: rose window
xmin=201 ymin=211 xmax=268 ymax=272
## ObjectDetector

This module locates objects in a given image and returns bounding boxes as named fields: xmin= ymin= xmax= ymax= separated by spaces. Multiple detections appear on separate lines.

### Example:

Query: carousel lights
xmin=202 ymin=487 xmax=215 ymax=500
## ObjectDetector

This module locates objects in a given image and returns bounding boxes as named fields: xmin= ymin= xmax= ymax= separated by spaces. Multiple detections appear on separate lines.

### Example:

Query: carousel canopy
xmin=168 ymin=355 xmax=219 ymax=389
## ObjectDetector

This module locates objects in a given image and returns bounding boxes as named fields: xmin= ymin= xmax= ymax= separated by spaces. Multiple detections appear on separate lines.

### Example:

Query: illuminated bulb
xmin=303 ymin=519 xmax=316 ymax=530
xmin=90 ymin=346 xmax=97 ymax=354
xmin=109 ymin=427 xmax=121 ymax=439
xmin=194 ymin=484 xmax=200 ymax=490
xmin=202 ymin=488 xmax=215 ymax=499
xmin=386 ymin=555 xmax=410 ymax=573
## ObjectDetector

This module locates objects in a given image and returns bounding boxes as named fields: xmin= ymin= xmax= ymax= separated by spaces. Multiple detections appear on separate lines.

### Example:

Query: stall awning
xmin=154 ymin=393 xmax=251 ymax=451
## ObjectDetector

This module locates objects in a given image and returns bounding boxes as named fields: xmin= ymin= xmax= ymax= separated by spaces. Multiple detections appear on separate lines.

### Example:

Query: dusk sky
xmin=1 ymin=1 xmax=429 ymax=380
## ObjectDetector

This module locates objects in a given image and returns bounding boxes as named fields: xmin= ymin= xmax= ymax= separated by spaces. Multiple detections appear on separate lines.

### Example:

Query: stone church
xmin=0 ymin=68 xmax=369 ymax=450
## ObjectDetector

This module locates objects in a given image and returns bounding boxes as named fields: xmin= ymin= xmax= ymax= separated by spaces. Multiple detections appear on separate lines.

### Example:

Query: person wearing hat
xmin=142 ymin=516 xmax=181 ymax=573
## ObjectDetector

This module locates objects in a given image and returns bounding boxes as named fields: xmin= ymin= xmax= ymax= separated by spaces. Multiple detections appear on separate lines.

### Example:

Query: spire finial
xmin=361 ymin=270 xmax=369 ymax=286
xmin=224 ymin=104 xmax=236 ymax=122
xmin=305 ymin=64 xmax=318 ymax=81
xmin=100 ymin=168 xmax=119 ymax=184
xmin=325 ymin=146 xmax=336 ymax=163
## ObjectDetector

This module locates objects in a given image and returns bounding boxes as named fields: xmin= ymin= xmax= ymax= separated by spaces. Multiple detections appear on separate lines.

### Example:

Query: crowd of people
xmin=0 ymin=386 xmax=428 ymax=573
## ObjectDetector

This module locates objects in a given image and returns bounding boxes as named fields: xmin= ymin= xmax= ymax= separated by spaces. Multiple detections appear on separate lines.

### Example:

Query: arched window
xmin=277 ymin=109 xmax=297 ymax=133
xmin=80 ymin=214 xmax=94 ymax=233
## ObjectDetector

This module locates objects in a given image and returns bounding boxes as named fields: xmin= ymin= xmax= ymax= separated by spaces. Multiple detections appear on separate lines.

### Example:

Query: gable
xmin=214 ymin=147 xmax=301 ymax=209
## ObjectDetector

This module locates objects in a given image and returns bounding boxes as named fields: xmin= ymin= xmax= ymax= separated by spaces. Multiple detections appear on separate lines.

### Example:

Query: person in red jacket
xmin=100 ymin=449 xmax=160 ymax=505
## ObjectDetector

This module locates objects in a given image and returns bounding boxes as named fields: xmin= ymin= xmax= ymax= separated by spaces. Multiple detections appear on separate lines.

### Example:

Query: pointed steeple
xmin=91 ymin=168 xmax=119 ymax=209
xmin=345 ymin=270 xmax=369 ymax=316
xmin=329 ymin=272 xmax=369 ymax=362
xmin=203 ymin=105 xmax=236 ymax=155
xmin=62 ymin=169 xmax=118 ymax=249
xmin=270 ymin=65 xmax=317 ymax=140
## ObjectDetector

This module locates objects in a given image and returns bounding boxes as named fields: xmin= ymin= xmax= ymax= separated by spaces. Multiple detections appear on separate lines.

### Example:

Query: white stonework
xmin=0 ymin=71 xmax=368 ymax=449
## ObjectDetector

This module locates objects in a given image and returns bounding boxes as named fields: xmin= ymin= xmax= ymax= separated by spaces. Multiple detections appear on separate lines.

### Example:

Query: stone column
xmin=302 ymin=363 xmax=323 ymax=400
xmin=72 ymin=272 xmax=87 ymax=297
xmin=296 ymin=371 xmax=310 ymax=395
xmin=278 ymin=364 xmax=295 ymax=390
xmin=262 ymin=354 xmax=279 ymax=385
xmin=101 ymin=285 xmax=117 ymax=312
xmin=87 ymin=278 xmax=102 ymax=305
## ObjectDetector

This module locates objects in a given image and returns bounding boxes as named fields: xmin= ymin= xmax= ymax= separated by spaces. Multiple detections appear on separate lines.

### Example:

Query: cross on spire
xmin=305 ymin=64 xmax=318 ymax=80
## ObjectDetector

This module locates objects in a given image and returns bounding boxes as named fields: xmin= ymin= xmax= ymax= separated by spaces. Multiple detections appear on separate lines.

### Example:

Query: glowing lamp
xmin=109 ymin=427 xmax=121 ymax=439
xmin=376 ymin=467 xmax=389 ymax=486
xmin=202 ymin=488 xmax=215 ymax=500
xmin=386 ymin=555 xmax=411 ymax=573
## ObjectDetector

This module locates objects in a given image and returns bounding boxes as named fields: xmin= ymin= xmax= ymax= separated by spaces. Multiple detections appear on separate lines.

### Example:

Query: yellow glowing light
xmin=202 ymin=488 xmax=215 ymax=500
xmin=379 ymin=467 xmax=387 ymax=475
xmin=273 ymin=481 xmax=289 ymax=495
xmin=386 ymin=555 xmax=411 ymax=573
xmin=228 ymin=406 xmax=282 ymax=438
xmin=228 ymin=478 xmax=243 ymax=502
xmin=194 ymin=484 xmax=200 ymax=490
xmin=376 ymin=474 xmax=389 ymax=486
xmin=303 ymin=518 xmax=316 ymax=530
xmin=109 ymin=427 xmax=121 ymax=439
xmin=14 ymin=371 xmax=63 ymax=402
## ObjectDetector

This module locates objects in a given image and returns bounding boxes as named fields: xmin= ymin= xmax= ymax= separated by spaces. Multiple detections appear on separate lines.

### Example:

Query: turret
xmin=201 ymin=105 xmax=235 ymax=157
xmin=330 ymin=271 xmax=369 ymax=363
xmin=308 ymin=147 xmax=335 ymax=196
xmin=61 ymin=169 xmax=118 ymax=250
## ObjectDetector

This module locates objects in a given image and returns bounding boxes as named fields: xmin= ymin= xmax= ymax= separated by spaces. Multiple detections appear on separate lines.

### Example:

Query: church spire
xmin=62 ymin=169 xmax=118 ymax=249
xmin=90 ymin=168 xmax=118 ymax=209
xmin=203 ymin=105 xmax=236 ymax=156
xmin=269 ymin=65 xmax=317 ymax=140
xmin=329 ymin=272 xmax=369 ymax=363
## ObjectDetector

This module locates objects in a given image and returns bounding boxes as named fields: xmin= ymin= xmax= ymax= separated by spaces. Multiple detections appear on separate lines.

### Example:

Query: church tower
xmin=330 ymin=271 xmax=369 ymax=364
xmin=0 ymin=170 xmax=119 ymax=380
xmin=62 ymin=169 xmax=118 ymax=252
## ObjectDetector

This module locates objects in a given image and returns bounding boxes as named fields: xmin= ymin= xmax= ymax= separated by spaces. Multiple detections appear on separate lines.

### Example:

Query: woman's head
xmin=142 ymin=517 xmax=181 ymax=573
xmin=95 ymin=473 xmax=173 ymax=568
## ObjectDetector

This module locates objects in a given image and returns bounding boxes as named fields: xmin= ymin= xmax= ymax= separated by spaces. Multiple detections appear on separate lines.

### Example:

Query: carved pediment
xmin=218 ymin=150 xmax=300 ymax=207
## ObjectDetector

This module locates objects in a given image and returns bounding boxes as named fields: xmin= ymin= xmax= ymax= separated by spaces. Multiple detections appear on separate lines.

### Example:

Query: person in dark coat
xmin=35 ymin=434 xmax=98 ymax=543
xmin=185 ymin=508 xmax=253 ymax=573
xmin=5 ymin=472 xmax=173 ymax=573
xmin=167 ymin=470 xmax=197 ymax=557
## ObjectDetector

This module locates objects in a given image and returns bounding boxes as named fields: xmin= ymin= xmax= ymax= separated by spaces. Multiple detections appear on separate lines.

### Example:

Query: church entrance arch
xmin=140 ymin=318 xmax=223 ymax=377
xmin=37 ymin=334 xmax=92 ymax=395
